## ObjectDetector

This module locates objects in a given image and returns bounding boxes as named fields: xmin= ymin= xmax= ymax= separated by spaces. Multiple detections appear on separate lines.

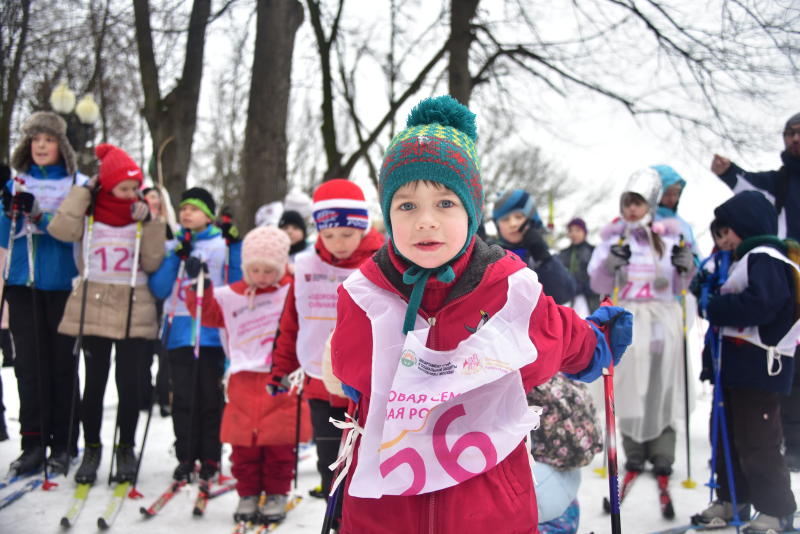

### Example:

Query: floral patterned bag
xmin=527 ymin=373 xmax=603 ymax=470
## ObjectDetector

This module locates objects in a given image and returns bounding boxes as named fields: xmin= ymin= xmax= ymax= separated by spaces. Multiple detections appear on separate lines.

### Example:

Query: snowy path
xmin=0 ymin=366 xmax=797 ymax=533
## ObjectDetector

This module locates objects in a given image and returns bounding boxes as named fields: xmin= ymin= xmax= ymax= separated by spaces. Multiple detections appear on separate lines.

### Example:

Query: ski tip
xmin=602 ymin=497 xmax=611 ymax=514
xmin=98 ymin=517 xmax=110 ymax=530
xmin=663 ymin=502 xmax=676 ymax=520
xmin=60 ymin=517 xmax=71 ymax=529
xmin=192 ymin=508 xmax=204 ymax=517
xmin=140 ymin=506 xmax=154 ymax=518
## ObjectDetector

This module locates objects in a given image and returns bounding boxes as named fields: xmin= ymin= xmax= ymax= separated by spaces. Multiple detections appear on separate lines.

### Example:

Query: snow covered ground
xmin=0 ymin=364 xmax=797 ymax=533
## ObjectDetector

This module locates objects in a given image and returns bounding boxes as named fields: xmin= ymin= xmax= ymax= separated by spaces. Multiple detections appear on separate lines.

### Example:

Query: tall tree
xmin=133 ymin=0 xmax=211 ymax=204
xmin=0 ymin=0 xmax=31 ymax=163
xmin=240 ymin=0 xmax=305 ymax=232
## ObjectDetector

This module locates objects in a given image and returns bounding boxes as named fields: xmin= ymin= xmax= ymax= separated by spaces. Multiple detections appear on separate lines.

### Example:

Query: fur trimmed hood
xmin=10 ymin=111 xmax=77 ymax=176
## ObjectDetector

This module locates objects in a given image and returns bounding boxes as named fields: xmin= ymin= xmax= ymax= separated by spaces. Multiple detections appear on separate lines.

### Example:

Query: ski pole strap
xmin=287 ymin=367 xmax=306 ymax=395
xmin=327 ymin=412 xmax=363 ymax=495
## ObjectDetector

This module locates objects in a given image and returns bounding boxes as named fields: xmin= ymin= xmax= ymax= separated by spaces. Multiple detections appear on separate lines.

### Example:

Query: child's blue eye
xmin=440 ymin=199 xmax=455 ymax=208
xmin=399 ymin=202 xmax=415 ymax=211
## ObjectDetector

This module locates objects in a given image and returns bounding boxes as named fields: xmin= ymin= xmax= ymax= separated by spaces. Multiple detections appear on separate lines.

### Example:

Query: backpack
xmin=527 ymin=373 xmax=603 ymax=470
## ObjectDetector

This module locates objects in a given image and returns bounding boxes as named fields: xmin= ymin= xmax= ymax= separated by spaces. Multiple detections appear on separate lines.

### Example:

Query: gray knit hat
xmin=10 ymin=111 xmax=77 ymax=175
xmin=785 ymin=112 xmax=800 ymax=132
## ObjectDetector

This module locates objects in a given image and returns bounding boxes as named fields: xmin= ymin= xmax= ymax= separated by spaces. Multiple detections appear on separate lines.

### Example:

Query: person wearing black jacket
xmin=691 ymin=191 xmax=797 ymax=533
xmin=711 ymin=111 xmax=800 ymax=471
xmin=557 ymin=218 xmax=600 ymax=315
xmin=489 ymin=190 xmax=576 ymax=305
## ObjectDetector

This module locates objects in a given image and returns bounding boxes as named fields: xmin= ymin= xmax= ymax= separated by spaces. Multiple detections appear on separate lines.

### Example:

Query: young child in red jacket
xmin=186 ymin=226 xmax=311 ymax=524
xmin=329 ymin=95 xmax=633 ymax=534
xmin=270 ymin=179 xmax=384 ymax=501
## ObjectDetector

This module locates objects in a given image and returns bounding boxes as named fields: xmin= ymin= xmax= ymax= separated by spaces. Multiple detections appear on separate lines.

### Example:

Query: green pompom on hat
xmin=379 ymin=95 xmax=482 ymax=241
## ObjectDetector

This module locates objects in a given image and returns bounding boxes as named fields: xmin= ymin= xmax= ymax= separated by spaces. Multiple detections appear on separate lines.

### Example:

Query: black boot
xmin=198 ymin=460 xmax=219 ymax=482
xmin=75 ymin=444 xmax=102 ymax=484
xmin=0 ymin=415 xmax=8 ymax=442
xmin=173 ymin=461 xmax=195 ymax=482
xmin=8 ymin=446 xmax=45 ymax=477
xmin=47 ymin=449 xmax=71 ymax=477
xmin=114 ymin=444 xmax=137 ymax=482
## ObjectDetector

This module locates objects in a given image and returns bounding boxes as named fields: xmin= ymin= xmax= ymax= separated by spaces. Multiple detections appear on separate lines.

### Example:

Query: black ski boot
xmin=0 ymin=415 xmax=7 ymax=442
xmin=47 ymin=449 xmax=71 ymax=477
xmin=114 ymin=444 xmax=137 ymax=482
xmin=8 ymin=446 xmax=44 ymax=477
xmin=75 ymin=444 xmax=102 ymax=484
xmin=173 ymin=461 xmax=195 ymax=482
xmin=198 ymin=460 xmax=219 ymax=483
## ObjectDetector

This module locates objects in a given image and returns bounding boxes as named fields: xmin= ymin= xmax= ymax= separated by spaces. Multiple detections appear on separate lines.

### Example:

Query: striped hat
xmin=379 ymin=95 xmax=482 ymax=241
xmin=311 ymin=179 xmax=370 ymax=232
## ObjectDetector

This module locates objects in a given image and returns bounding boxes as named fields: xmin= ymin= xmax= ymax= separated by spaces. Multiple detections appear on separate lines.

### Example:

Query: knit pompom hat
xmin=96 ymin=143 xmax=143 ymax=189
xmin=379 ymin=95 xmax=482 ymax=241
xmin=378 ymin=95 xmax=482 ymax=333
xmin=242 ymin=226 xmax=291 ymax=283
xmin=10 ymin=111 xmax=77 ymax=175
xmin=180 ymin=187 xmax=216 ymax=221
xmin=311 ymin=179 xmax=370 ymax=232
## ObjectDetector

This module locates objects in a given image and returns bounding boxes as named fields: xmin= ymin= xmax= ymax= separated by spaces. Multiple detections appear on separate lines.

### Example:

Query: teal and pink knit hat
xmin=379 ymin=95 xmax=482 ymax=242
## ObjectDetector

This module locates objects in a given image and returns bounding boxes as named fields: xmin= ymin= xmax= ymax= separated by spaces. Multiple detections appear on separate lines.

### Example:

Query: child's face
xmin=319 ymin=227 xmax=364 ymax=260
xmin=389 ymin=181 xmax=468 ymax=269
xmin=567 ymin=225 xmax=586 ymax=245
xmin=179 ymin=203 xmax=211 ymax=231
xmin=713 ymin=226 xmax=741 ymax=251
xmin=497 ymin=211 xmax=528 ymax=244
xmin=660 ymin=184 xmax=682 ymax=210
xmin=144 ymin=190 xmax=161 ymax=214
xmin=111 ymin=179 xmax=140 ymax=200
xmin=621 ymin=195 xmax=649 ymax=222
xmin=246 ymin=263 xmax=280 ymax=288
xmin=281 ymin=224 xmax=304 ymax=245
xmin=30 ymin=133 xmax=60 ymax=167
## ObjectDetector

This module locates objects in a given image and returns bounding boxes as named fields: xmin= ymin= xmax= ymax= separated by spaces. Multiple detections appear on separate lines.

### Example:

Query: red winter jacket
xmin=331 ymin=238 xmax=599 ymax=534
xmin=271 ymin=229 xmax=385 ymax=406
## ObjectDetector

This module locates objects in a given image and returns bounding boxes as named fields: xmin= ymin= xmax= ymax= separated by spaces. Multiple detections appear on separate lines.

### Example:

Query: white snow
xmin=0 ymin=365 xmax=797 ymax=533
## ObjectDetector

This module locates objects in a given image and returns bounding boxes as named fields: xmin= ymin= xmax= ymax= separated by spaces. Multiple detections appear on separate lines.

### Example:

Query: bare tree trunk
xmin=240 ymin=0 xmax=304 ymax=233
xmin=0 ymin=0 xmax=31 ymax=164
xmin=448 ymin=0 xmax=479 ymax=105
xmin=133 ymin=0 xmax=211 ymax=206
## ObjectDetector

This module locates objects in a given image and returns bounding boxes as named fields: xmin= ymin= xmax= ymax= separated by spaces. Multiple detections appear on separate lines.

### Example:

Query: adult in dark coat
xmin=557 ymin=218 xmax=600 ymax=315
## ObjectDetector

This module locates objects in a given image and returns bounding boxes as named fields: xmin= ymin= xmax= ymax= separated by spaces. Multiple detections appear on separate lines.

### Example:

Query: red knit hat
xmin=96 ymin=143 xmax=143 ymax=190
xmin=311 ymin=179 xmax=369 ymax=231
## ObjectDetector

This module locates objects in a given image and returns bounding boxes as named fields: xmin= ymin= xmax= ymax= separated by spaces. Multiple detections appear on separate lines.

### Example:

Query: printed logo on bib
xmin=400 ymin=350 xmax=416 ymax=367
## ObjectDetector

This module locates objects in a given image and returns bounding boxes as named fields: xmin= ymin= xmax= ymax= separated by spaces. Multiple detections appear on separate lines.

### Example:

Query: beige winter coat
xmin=48 ymin=186 xmax=166 ymax=340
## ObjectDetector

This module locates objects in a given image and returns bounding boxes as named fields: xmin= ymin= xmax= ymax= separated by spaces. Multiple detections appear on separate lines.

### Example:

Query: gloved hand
xmin=521 ymin=221 xmax=551 ymax=263
xmin=604 ymin=243 xmax=631 ymax=273
xmin=130 ymin=201 xmax=151 ymax=222
xmin=13 ymin=192 xmax=41 ymax=220
xmin=266 ymin=374 xmax=291 ymax=396
xmin=175 ymin=232 xmax=193 ymax=260
xmin=1 ymin=186 xmax=13 ymax=215
xmin=565 ymin=304 xmax=633 ymax=383
xmin=217 ymin=208 xmax=241 ymax=244
xmin=185 ymin=256 xmax=209 ymax=289
xmin=671 ymin=244 xmax=693 ymax=273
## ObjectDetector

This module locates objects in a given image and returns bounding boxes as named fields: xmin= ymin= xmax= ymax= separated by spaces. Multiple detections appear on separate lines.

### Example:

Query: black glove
xmin=130 ymin=201 xmax=151 ymax=222
xmin=13 ymin=192 xmax=40 ymax=219
xmin=184 ymin=256 xmax=208 ymax=278
xmin=266 ymin=374 xmax=291 ymax=396
xmin=175 ymin=232 xmax=193 ymax=260
xmin=604 ymin=243 xmax=631 ymax=273
xmin=1 ymin=186 xmax=13 ymax=215
xmin=217 ymin=208 xmax=241 ymax=244
xmin=521 ymin=221 xmax=551 ymax=263
xmin=671 ymin=244 xmax=693 ymax=273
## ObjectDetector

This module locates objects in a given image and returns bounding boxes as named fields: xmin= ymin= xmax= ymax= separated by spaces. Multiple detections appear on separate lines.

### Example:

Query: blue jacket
xmin=701 ymin=191 xmax=796 ymax=394
xmin=718 ymin=151 xmax=800 ymax=240
xmin=0 ymin=165 xmax=87 ymax=290
xmin=148 ymin=225 xmax=242 ymax=349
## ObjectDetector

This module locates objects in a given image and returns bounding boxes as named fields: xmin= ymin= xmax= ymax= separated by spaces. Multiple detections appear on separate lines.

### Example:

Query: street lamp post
xmin=49 ymin=81 xmax=99 ymax=175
